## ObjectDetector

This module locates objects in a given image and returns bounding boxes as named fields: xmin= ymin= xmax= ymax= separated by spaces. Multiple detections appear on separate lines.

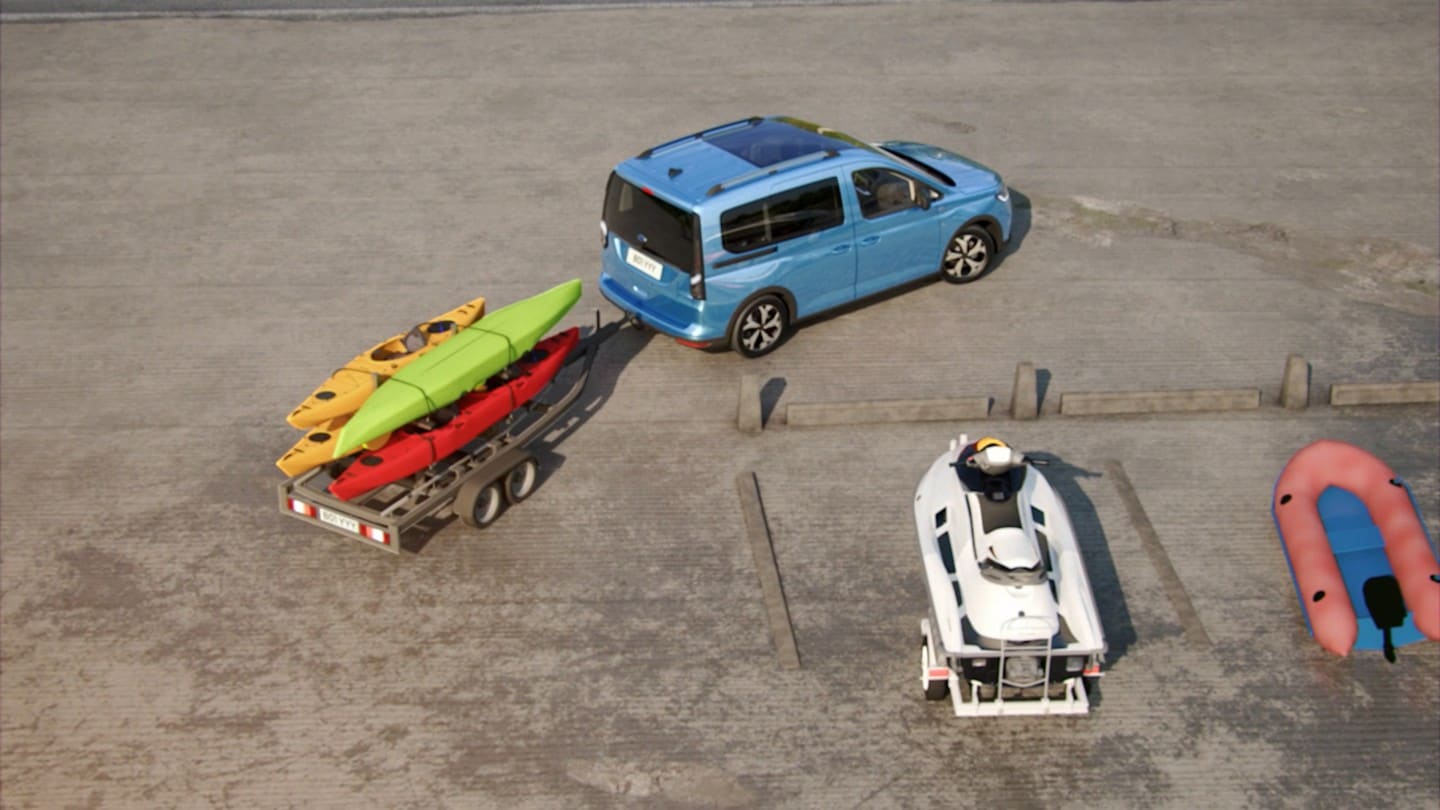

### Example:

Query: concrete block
xmin=1329 ymin=381 xmax=1440 ymax=406
xmin=1280 ymin=354 xmax=1309 ymax=409
xmin=786 ymin=397 xmax=991 ymax=427
xmin=737 ymin=375 xmax=762 ymax=433
xmin=1012 ymin=361 xmax=1038 ymax=420
xmin=1060 ymin=388 xmax=1261 ymax=416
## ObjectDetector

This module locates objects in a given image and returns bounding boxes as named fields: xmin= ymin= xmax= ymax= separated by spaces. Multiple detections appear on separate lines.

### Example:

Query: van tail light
xmin=689 ymin=273 xmax=706 ymax=301
xmin=600 ymin=220 xmax=608 ymax=248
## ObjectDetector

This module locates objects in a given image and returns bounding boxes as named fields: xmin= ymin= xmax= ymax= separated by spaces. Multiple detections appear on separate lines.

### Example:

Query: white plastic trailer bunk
xmin=278 ymin=335 xmax=596 ymax=553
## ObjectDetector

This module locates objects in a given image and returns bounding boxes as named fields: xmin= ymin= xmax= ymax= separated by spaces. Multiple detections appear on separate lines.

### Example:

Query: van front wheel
xmin=940 ymin=225 xmax=996 ymax=284
xmin=730 ymin=295 xmax=788 ymax=358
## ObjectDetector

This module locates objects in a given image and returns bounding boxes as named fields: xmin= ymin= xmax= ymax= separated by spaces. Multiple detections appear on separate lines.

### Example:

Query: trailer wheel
xmin=921 ymin=641 xmax=949 ymax=701
xmin=471 ymin=483 xmax=503 ymax=528
xmin=503 ymin=457 xmax=539 ymax=505
xmin=457 ymin=478 xmax=504 ymax=529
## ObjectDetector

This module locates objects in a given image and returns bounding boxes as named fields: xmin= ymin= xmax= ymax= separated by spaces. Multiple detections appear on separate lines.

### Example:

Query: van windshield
xmin=604 ymin=173 xmax=699 ymax=274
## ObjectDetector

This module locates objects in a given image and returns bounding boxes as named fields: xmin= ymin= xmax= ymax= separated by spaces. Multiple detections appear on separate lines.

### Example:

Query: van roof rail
xmin=637 ymin=117 xmax=764 ymax=159
xmin=705 ymin=149 xmax=840 ymax=196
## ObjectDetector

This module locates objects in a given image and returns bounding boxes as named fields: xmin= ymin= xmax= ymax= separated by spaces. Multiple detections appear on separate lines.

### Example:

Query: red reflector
xmin=361 ymin=525 xmax=390 ymax=545
xmin=927 ymin=667 xmax=950 ymax=679
xmin=288 ymin=498 xmax=315 ymax=517
xmin=675 ymin=338 xmax=712 ymax=350
xmin=641 ymin=186 xmax=654 ymax=196
xmin=1083 ymin=664 xmax=1102 ymax=677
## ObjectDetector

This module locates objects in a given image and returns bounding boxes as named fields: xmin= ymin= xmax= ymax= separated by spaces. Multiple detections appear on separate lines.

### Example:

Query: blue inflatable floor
xmin=1316 ymin=486 xmax=1426 ymax=651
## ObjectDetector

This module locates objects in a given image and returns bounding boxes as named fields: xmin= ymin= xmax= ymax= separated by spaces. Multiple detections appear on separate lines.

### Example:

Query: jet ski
xmin=915 ymin=435 xmax=1107 ymax=716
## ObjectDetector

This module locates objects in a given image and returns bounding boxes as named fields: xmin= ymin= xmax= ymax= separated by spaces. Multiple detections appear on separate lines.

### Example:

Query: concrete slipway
xmin=2 ymin=1 xmax=1437 ymax=806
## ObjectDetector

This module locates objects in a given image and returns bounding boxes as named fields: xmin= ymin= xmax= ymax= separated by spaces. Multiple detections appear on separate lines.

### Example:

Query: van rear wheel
xmin=731 ymin=295 xmax=787 ymax=358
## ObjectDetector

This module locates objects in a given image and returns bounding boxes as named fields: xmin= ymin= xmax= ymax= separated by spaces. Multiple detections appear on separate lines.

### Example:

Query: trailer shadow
xmin=524 ymin=318 xmax=650 ymax=492
xmin=1028 ymin=452 xmax=1138 ymax=703
xmin=397 ymin=317 xmax=650 ymax=554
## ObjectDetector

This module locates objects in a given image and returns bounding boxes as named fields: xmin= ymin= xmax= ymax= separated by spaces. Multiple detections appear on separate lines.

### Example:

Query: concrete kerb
xmin=786 ymin=397 xmax=992 ymax=427
xmin=745 ymin=358 xmax=1438 ymax=430
xmin=1059 ymin=388 xmax=1261 ymax=417
xmin=1329 ymin=380 xmax=1440 ymax=406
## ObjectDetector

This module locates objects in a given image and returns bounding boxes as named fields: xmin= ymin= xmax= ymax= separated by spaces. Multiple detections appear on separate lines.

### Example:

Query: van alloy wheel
xmin=941 ymin=225 xmax=995 ymax=284
xmin=731 ymin=296 xmax=787 ymax=358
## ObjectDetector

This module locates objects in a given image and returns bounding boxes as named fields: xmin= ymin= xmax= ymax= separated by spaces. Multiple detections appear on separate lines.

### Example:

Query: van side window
xmin=720 ymin=178 xmax=844 ymax=254
xmin=853 ymin=168 xmax=918 ymax=219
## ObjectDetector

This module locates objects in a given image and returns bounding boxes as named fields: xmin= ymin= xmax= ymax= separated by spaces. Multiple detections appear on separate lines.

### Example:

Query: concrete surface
xmin=1059 ymin=387 xmax=1261 ymax=416
xmin=3 ymin=1 xmax=1439 ymax=807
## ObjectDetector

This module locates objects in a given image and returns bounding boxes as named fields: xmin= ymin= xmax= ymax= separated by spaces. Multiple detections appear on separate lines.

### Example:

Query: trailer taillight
xmin=1083 ymin=663 xmax=1102 ymax=677
xmin=288 ymin=498 xmax=316 ymax=518
xmin=927 ymin=667 xmax=950 ymax=680
xmin=360 ymin=525 xmax=390 ymax=545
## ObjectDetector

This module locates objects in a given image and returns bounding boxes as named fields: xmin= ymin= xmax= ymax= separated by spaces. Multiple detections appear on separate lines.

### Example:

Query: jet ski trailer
xmin=915 ymin=435 xmax=1107 ymax=716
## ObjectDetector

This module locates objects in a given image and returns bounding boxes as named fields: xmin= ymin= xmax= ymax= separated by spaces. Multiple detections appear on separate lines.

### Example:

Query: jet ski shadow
xmin=1026 ymin=452 xmax=1139 ymax=689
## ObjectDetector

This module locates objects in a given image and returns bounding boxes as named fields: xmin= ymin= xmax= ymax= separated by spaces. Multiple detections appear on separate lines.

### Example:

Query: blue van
xmin=599 ymin=116 xmax=1013 ymax=357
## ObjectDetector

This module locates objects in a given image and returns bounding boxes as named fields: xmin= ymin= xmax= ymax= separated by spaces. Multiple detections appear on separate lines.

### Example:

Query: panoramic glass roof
xmin=706 ymin=118 xmax=861 ymax=167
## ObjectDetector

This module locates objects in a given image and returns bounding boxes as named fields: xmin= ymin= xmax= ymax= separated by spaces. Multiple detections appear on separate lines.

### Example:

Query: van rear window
xmin=720 ymin=178 xmax=844 ymax=254
xmin=603 ymin=173 xmax=698 ymax=274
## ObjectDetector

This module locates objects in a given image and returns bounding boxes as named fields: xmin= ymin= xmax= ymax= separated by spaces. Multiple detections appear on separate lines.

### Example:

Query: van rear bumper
xmin=599 ymin=272 xmax=726 ymax=343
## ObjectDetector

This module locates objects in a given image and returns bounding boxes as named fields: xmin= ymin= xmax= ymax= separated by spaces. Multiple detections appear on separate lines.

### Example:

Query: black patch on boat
xmin=316 ymin=390 xmax=337 ymax=401
xmin=1279 ymin=494 xmax=1292 ymax=505
xmin=1312 ymin=590 xmax=1325 ymax=602
xmin=361 ymin=456 xmax=384 ymax=466
xmin=1362 ymin=575 xmax=1406 ymax=664
xmin=1388 ymin=478 xmax=1403 ymax=487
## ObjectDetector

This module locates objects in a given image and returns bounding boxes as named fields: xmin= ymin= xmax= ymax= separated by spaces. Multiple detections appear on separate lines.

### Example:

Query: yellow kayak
xmin=286 ymin=295 xmax=485 ymax=429
xmin=275 ymin=416 xmax=392 ymax=477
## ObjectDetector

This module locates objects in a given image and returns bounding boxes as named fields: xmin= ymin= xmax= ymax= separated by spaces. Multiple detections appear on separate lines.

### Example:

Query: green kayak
xmin=333 ymin=279 xmax=582 ymax=457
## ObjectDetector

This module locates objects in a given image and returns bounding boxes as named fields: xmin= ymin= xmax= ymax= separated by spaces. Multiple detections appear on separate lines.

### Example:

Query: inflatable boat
xmin=1272 ymin=439 xmax=1440 ymax=660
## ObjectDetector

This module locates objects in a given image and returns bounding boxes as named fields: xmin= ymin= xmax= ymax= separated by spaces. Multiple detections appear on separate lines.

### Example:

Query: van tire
xmin=730 ymin=295 xmax=788 ymax=358
xmin=940 ymin=224 xmax=996 ymax=284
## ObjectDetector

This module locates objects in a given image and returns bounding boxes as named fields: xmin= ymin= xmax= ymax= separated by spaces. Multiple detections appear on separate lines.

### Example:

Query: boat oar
xmin=1361 ymin=575 xmax=1406 ymax=663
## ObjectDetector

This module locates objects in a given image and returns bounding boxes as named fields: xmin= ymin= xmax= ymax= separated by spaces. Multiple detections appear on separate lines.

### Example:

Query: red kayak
xmin=328 ymin=328 xmax=579 ymax=501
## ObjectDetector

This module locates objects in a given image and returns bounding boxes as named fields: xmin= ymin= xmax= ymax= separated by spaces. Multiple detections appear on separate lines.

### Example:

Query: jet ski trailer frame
xmin=277 ymin=330 xmax=597 ymax=554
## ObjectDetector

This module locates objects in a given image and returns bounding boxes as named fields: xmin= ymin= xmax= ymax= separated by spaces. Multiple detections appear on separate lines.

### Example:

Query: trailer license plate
xmin=319 ymin=508 xmax=359 ymax=534
xmin=626 ymin=247 xmax=663 ymax=280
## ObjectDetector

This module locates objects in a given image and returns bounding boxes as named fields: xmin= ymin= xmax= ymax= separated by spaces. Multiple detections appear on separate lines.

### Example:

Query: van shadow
xmin=1027 ymin=451 xmax=1139 ymax=703
xmin=398 ymin=317 xmax=650 ymax=553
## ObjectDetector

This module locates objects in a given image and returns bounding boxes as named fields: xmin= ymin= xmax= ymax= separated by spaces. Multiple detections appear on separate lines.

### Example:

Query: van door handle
xmin=830 ymin=244 xmax=852 ymax=255
xmin=859 ymin=236 xmax=880 ymax=247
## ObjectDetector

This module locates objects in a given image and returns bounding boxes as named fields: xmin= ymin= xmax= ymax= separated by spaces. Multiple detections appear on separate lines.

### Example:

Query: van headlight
xmin=996 ymin=185 xmax=1010 ymax=203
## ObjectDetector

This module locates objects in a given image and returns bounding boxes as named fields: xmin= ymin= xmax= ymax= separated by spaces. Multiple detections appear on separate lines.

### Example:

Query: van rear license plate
xmin=626 ymin=248 xmax=663 ymax=280
xmin=319 ymin=508 xmax=359 ymax=534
